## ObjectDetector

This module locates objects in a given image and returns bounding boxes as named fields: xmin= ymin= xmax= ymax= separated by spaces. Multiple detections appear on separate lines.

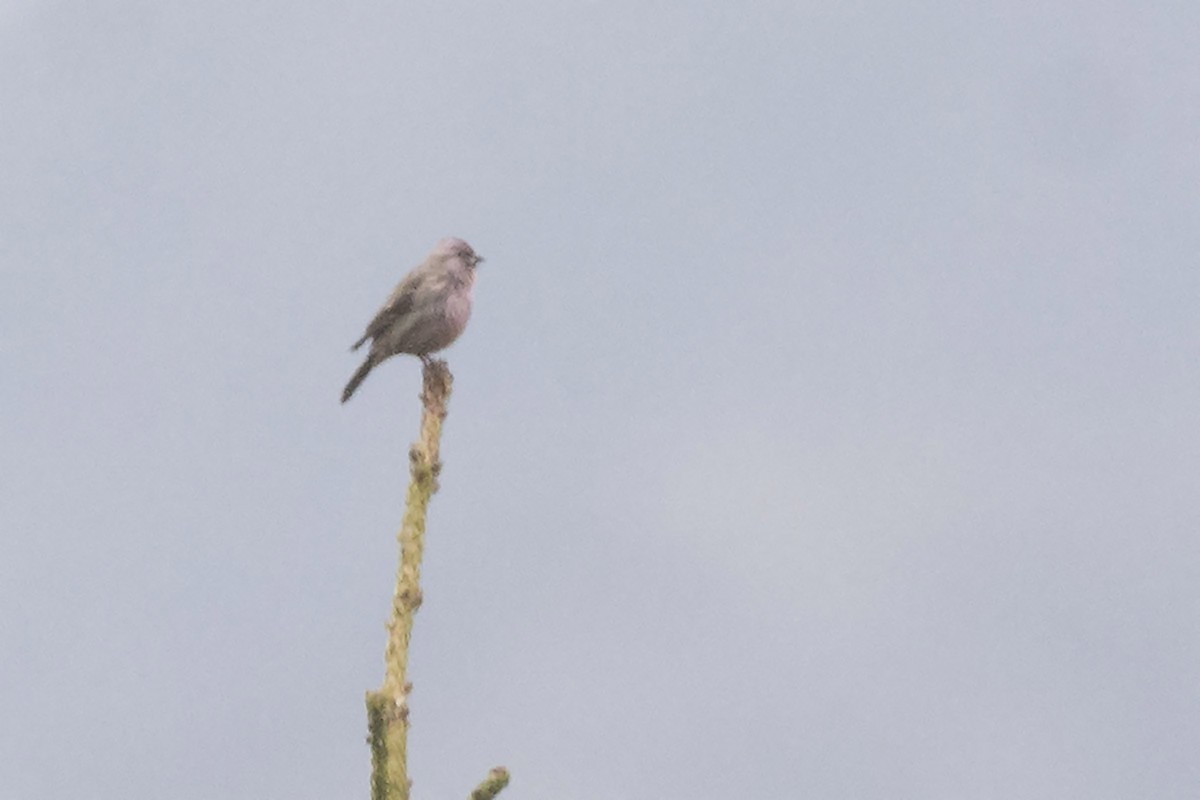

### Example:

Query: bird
xmin=342 ymin=237 xmax=484 ymax=403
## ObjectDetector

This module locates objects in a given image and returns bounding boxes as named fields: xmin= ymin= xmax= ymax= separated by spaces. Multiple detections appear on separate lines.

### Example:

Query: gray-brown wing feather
xmin=351 ymin=272 xmax=422 ymax=351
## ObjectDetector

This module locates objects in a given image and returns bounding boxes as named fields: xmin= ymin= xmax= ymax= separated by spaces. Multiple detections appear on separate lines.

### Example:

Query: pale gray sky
xmin=2 ymin=2 xmax=1198 ymax=798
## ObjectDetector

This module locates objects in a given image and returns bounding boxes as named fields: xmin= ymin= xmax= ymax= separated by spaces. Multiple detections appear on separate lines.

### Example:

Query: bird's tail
xmin=341 ymin=357 xmax=376 ymax=403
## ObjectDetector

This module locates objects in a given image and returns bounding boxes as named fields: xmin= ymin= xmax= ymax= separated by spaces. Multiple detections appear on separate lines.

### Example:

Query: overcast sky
xmin=2 ymin=2 xmax=1198 ymax=798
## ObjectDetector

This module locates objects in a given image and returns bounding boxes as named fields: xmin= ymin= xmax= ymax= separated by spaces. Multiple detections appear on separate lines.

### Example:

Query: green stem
xmin=366 ymin=360 xmax=453 ymax=800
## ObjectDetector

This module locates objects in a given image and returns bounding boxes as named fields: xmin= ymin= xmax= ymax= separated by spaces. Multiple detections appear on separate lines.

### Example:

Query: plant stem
xmin=365 ymin=359 xmax=453 ymax=800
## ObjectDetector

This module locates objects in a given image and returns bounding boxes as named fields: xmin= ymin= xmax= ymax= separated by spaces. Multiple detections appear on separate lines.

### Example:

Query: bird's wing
xmin=352 ymin=270 xmax=424 ymax=350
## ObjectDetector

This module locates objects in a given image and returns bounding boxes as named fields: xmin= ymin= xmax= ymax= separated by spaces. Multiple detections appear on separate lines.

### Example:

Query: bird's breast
xmin=444 ymin=285 xmax=473 ymax=331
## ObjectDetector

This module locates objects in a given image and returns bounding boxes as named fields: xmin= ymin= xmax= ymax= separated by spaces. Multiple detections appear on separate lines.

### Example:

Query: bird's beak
xmin=475 ymin=256 xmax=486 ymax=266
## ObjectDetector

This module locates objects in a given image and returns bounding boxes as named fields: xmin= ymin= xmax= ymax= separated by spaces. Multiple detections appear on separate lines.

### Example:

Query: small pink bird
xmin=342 ymin=237 xmax=483 ymax=403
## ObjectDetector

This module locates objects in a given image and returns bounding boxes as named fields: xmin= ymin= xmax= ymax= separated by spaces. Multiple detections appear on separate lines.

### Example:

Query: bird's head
xmin=437 ymin=237 xmax=484 ymax=268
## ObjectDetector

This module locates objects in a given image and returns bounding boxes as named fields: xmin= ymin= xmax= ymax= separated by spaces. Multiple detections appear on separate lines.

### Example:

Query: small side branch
xmin=469 ymin=767 xmax=511 ymax=800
